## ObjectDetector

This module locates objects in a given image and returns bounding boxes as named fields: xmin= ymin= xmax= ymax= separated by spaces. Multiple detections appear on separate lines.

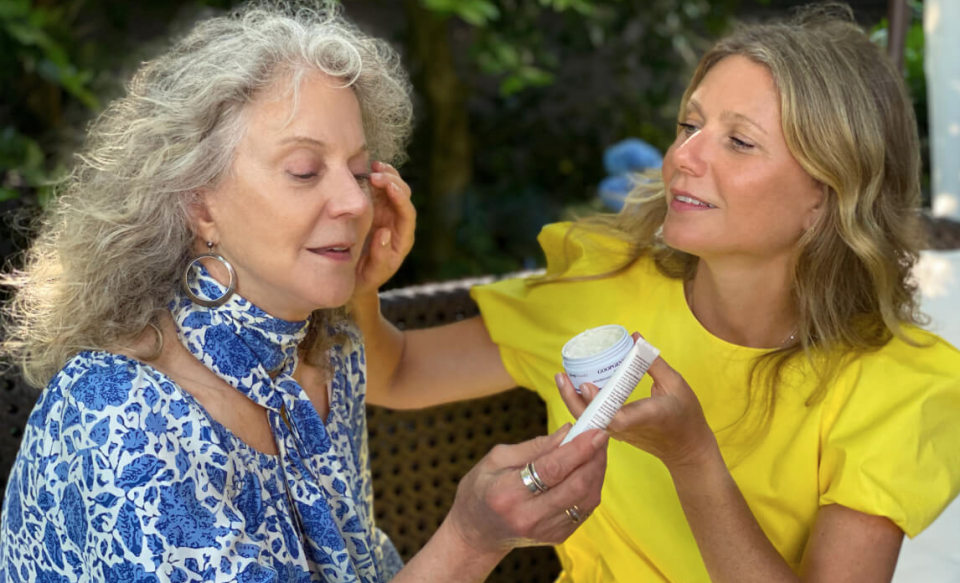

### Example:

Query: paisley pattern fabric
xmin=0 ymin=266 xmax=402 ymax=582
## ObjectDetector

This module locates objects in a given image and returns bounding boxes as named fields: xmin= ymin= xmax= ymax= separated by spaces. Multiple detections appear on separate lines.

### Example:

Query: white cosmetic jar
xmin=561 ymin=325 xmax=633 ymax=392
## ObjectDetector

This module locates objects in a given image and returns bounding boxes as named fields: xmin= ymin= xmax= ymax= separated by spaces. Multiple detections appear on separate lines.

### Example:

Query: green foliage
xmin=394 ymin=0 xmax=747 ymax=283
xmin=870 ymin=0 xmax=925 ymax=112
xmin=0 ymin=0 xmax=99 ymax=109
xmin=421 ymin=0 xmax=500 ymax=26
xmin=0 ymin=0 xmax=100 ymax=202
xmin=538 ymin=0 xmax=594 ymax=15
xmin=870 ymin=0 xmax=929 ymax=202
xmin=423 ymin=0 xmax=607 ymax=96
xmin=0 ymin=127 xmax=51 ymax=203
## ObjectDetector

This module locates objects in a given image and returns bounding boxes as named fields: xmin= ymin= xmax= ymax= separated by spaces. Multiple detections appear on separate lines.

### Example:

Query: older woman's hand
xmin=444 ymin=424 xmax=608 ymax=555
xmin=354 ymin=161 xmax=416 ymax=297
xmin=557 ymin=333 xmax=719 ymax=472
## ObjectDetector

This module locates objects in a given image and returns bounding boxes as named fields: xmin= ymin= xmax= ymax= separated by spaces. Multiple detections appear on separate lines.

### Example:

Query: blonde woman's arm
xmin=351 ymin=292 xmax=515 ymax=409
xmin=351 ymin=163 xmax=515 ymax=409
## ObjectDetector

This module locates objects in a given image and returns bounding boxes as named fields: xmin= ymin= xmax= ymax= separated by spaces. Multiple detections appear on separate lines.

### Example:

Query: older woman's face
xmin=661 ymin=56 xmax=823 ymax=262
xmin=198 ymin=73 xmax=373 ymax=320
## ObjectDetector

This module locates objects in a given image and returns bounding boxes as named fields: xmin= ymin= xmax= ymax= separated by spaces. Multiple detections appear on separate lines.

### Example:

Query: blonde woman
xmin=355 ymin=5 xmax=960 ymax=582
xmin=0 ymin=3 xmax=609 ymax=582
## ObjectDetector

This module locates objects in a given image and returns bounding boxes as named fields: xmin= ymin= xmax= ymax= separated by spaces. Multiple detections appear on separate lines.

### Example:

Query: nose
xmin=327 ymin=167 xmax=372 ymax=218
xmin=671 ymin=129 xmax=708 ymax=177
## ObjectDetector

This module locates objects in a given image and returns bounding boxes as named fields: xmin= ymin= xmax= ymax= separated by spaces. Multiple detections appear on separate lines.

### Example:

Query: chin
xmin=308 ymin=284 xmax=355 ymax=312
xmin=662 ymin=225 xmax=702 ymax=256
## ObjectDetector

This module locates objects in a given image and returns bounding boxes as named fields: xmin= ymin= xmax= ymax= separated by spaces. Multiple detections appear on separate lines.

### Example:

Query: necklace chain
xmin=685 ymin=282 xmax=798 ymax=348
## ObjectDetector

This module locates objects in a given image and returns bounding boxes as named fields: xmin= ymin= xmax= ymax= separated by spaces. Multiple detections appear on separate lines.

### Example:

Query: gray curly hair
xmin=2 ymin=0 xmax=413 ymax=387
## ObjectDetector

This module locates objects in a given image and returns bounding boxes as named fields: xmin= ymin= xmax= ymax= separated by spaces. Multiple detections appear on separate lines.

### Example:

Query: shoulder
xmin=52 ymin=351 xmax=156 ymax=413
xmin=826 ymin=328 xmax=960 ymax=427
xmin=472 ymin=222 xmax=664 ymax=311
xmin=41 ymin=351 xmax=212 ymax=456
xmin=857 ymin=328 xmax=960 ymax=386
xmin=24 ymin=352 xmax=150 ymax=439
xmin=820 ymin=328 xmax=960 ymax=536
xmin=52 ymin=351 xmax=197 ymax=425
xmin=536 ymin=221 xmax=642 ymax=278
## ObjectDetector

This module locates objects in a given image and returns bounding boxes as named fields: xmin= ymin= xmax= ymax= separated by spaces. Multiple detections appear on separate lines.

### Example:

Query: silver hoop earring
xmin=181 ymin=246 xmax=236 ymax=308
xmin=141 ymin=322 xmax=164 ymax=361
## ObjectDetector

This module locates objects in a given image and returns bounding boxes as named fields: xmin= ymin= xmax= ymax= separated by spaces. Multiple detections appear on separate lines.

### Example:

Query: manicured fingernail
xmin=388 ymin=183 xmax=399 ymax=192
xmin=380 ymin=231 xmax=391 ymax=246
xmin=555 ymin=373 xmax=564 ymax=389
xmin=591 ymin=431 xmax=609 ymax=449
xmin=371 ymin=172 xmax=383 ymax=181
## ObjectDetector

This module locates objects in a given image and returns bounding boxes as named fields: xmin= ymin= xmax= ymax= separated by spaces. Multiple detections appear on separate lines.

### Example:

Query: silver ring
xmin=181 ymin=254 xmax=236 ymax=308
xmin=521 ymin=462 xmax=549 ymax=494
xmin=528 ymin=462 xmax=549 ymax=493
xmin=520 ymin=465 xmax=540 ymax=494
xmin=565 ymin=505 xmax=582 ymax=524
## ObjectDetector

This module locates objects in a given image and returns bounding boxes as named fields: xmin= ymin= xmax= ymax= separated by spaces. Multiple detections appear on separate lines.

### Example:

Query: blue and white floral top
xmin=0 ymin=268 xmax=403 ymax=582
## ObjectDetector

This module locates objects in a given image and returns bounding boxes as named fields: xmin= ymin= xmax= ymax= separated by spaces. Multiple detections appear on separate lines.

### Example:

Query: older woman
xmin=0 ymin=3 xmax=608 ymax=582
xmin=354 ymin=5 xmax=960 ymax=583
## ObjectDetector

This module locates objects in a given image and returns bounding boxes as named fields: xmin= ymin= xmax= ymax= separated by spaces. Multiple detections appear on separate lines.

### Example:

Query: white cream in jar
xmin=561 ymin=325 xmax=633 ymax=393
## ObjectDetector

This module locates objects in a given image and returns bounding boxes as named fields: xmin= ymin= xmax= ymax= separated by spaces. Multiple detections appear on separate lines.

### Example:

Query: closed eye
xmin=729 ymin=136 xmax=754 ymax=151
xmin=288 ymin=172 xmax=317 ymax=181
xmin=354 ymin=173 xmax=372 ymax=194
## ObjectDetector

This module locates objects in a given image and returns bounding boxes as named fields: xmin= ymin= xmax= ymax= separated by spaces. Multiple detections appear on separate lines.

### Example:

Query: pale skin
xmin=118 ymin=70 xmax=609 ymax=583
xmin=352 ymin=56 xmax=905 ymax=581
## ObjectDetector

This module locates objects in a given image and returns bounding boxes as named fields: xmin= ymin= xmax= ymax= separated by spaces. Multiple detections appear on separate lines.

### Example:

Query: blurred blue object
xmin=599 ymin=138 xmax=662 ymax=211
xmin=598 ymin=175 xmax=634 ymax=211
xmin=603 ymin=138 xmax=662 ymax=175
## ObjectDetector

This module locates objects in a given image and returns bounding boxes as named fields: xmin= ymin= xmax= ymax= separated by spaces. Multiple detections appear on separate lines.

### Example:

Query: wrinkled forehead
xmin=247 ymin=69 xmax=360 ymax=131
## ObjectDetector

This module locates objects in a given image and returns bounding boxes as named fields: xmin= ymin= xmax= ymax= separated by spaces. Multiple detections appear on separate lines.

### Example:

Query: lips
xmin=307 ymin=242 xmax=355 ymax=262
xmin=670 ymin=189 xmax=716 ymax=209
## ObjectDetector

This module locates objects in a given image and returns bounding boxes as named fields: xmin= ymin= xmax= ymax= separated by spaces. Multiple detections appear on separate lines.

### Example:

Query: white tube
xmin=561 ymin=337 xmax=660 ymax=446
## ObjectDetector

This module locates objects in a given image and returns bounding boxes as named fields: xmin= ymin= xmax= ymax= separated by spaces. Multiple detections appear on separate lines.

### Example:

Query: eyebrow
xmin=686 ymin=99 xmax=768 ymax=136
xmin=278 ymin=136 xmax=369 ymax=158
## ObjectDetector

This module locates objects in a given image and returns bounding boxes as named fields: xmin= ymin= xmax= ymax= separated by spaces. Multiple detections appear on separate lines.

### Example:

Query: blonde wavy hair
xmin=2 ymin=0 xmax=413 ymax=388
xmin=546 ymin=4 xmax=926 ymax=425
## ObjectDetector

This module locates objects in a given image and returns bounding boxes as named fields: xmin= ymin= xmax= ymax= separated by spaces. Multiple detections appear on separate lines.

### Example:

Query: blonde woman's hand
xmin=354 ymin=161 xmax=415 ymax=298
xmin=556 ymin=333 xmax=719 ymax=472
xmin=444 ymin=424 xmax=609 ymax=556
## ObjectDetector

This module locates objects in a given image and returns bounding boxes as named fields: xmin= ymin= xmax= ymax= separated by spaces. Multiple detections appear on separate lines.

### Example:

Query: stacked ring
xmin=528 ymin=462 xmax=549 ymax=492
xmin=565 ymin=505 xmax=582 ymax=524
xmin=519 ymin=462 xmax=549 ymax=494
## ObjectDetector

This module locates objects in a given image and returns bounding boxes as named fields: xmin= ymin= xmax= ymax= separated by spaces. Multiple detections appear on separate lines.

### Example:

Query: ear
xmin=803 ymin=183 xmax=828 ymax=232
xmin=187 ymin=189 xmax=219 ymax=246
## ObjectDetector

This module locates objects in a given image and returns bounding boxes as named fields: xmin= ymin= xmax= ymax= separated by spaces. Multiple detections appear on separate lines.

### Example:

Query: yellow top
xmin=471 ymin=222 xmax=960 ymax=582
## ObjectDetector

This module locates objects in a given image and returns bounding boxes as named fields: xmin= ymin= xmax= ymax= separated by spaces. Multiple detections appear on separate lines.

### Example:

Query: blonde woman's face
xmin=661 ymin=55 xmax=823 ymax=262
xmin=198 ymin=73 xmax=374 ymax=321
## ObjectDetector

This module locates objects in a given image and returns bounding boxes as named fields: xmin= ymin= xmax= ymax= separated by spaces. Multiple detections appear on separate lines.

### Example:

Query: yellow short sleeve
xmin=469 ymin=275 xmax=541 ymax=390
xmin=819 ymin=336 xmax=960 ymax=537
xmin=470 ymin=222 xmax=636 ymax=392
